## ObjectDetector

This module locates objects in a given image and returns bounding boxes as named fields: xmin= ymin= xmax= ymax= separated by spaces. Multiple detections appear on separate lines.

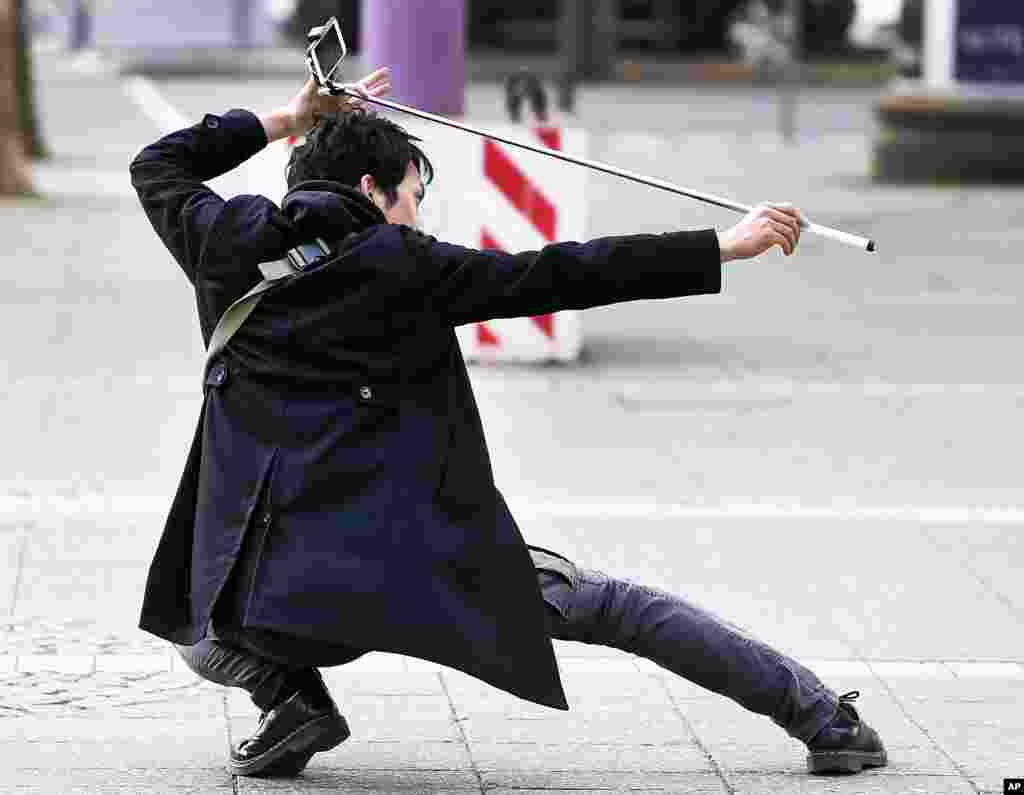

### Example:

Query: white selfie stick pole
xmin=321 ymin=86 xmax=876 ymax=253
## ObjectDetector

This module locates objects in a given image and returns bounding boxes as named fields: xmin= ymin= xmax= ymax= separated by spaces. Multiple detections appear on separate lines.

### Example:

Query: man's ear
xmin=359 ymin=174 xmax=377 ymax=203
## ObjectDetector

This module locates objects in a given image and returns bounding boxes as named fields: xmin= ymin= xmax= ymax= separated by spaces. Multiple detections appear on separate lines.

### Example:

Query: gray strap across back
xmin=203 ymin=239 xmax=330 ymax=383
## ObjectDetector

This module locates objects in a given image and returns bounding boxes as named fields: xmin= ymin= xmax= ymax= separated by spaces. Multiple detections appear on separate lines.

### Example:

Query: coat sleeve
xmin=129 ymin=109 xmax=292 ymax=285
xmin=412 ymin=230 xmax=723 ymax=327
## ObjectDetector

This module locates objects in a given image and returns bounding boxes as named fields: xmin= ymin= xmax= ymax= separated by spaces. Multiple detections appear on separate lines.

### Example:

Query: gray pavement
xmin=0 ymin=59 xmax=1022 ymax=793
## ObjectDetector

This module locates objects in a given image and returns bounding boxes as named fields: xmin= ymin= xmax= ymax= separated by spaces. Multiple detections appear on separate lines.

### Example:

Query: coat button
xmin=205 ymin=116 xmax=220 ymax=129
xmin=260 ymin=513 xmax=272 ymax=527
xmin=359 ymin=385 xmax=373 ymax=400
xmin=210 ymin=364 xmax=226 ymax=385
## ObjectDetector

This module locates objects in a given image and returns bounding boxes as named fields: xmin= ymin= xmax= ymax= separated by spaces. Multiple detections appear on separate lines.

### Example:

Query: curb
xmin=872 ymin=89 xmax=1024 ymax=183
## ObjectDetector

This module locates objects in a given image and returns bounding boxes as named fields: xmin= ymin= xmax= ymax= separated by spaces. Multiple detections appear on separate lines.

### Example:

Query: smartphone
xmin=306 ymin=17 xmax=348 ymax=89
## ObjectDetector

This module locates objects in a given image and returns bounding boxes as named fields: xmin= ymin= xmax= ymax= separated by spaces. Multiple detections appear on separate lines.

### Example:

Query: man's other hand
xmin=259 ymin=67 xmax=392 ymax=143
xmin=718 ymin=203 xmax=802 ymax=262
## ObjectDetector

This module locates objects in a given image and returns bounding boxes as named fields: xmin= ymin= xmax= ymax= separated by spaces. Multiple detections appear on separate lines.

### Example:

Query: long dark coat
xmin=131 ymin=109 xmax=722 ymax=710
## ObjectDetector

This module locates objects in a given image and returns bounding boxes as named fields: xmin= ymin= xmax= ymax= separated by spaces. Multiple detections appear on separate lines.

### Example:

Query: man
xmin=131 ymin=69 xmax=886 ymax=779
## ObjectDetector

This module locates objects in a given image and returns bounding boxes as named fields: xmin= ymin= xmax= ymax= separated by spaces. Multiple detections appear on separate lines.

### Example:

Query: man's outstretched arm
xmin=417 ymin=203 xmax=802 ymax=327
xmin=421 ymin=230 xmax=722 ymax=328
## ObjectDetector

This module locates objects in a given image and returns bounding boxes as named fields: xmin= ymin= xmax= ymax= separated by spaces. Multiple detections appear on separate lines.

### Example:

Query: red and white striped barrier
xmin=457 ymin=125 xmax=585 ymax=363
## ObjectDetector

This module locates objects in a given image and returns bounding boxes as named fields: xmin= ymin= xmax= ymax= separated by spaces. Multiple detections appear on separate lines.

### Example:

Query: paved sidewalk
xmin=2 ymin=61 xmax=1023 ymax=794
xmin=2 ymin=510 xmax=1022 ymax=794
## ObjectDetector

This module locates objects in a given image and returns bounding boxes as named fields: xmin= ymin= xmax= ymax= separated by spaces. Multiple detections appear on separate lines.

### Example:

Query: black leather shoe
xmin=245 ymin=748 xmax=316 ymax=778
xmin=806 ymin=691 xmax=888 ymax=774
xmin=229 ymin=690 xmax=350 ymax=777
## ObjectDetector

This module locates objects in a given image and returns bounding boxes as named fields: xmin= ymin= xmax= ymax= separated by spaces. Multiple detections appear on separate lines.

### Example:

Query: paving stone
xmin=304 ymin=740 xmax=474 ymax=772
xmin=2 ymin=767 xmax=233 ymax=792
xmin=666 ymin=675 xmax=960 ymax=776
xmin=94 ymin=653 xmax=174 ymax=673
xmin=321 ymin=670 xmax=445 ymax=697
xmin=658 ymin=675 xmax=723 ymax=702
xmin=0 ymin=717 xmax=230 ymax=767
xmin=728 ymin=773 xmax=976 ymax=794
xmin=881 ymin=678 xmax=1024 ymax=734
xmin=448 ymin=671 xmax=687 ymax=747
xmin=720 ymin=741 xmax=957 ymax=777
xmin=23 ymin=516 xmax=161 ymax=565
xmin=238 ymin=768 xmax=479 ymax=792
xmin=802 ymin=660 xmax=874 ymax=678
xmin=447 ymin=669 xmax=671 ymax=713
xmin=559 ymin=657 xmax=644 ymax=673
xmin=870 ymin=662 xmax=956 ymax=680
xmin=469 ymin=743 xmax=713 ymax=774
xmin=634 ymin=658 xmax=668 ymax=674
xmin=16 ymin=654 xmax=94 ymax=674
xmin=481 ymin=770 xmax=727 ymax=792
xmin=344 ymin=695 xmax=460 ymax=743
xmin=0 ymin=671 xmax=213 ymax=716
xmin=860 ymin=679 xmax=1024 ymax=791
xmin=485 ymin=786 xmax=700 ymax=795
xmin=12 ymin=563 xmax=146 ymax=626
xmin=826 ymin=529 xmax=1021 ymax=661
xmin=405 ymin=658 xmax=445 ymax=673
xmin=330 ymin=653 xmax=408 ymax=673
xmin=460 ymin=699 xmax=689 ymax=746
xmin=485 ymin=790 xmax=717 ymax=795
xmin=553 ymin=641 xmax=640 ymax=661
xmin=952 ymin=734 xmax=1024 ymax=795
xmin=3 ymin=617 xmax=169 ymax=655
xmin=926 ymin=526 xmax=1024 ymax=627
xmin=0 ymin=529 xmax=24 ymax=617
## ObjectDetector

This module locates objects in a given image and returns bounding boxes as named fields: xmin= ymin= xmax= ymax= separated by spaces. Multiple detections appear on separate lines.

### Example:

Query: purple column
xmin=67 ymin=0 xmax=92 ymax=50
xmin=361 ymin=0 xmax=465 ymax=116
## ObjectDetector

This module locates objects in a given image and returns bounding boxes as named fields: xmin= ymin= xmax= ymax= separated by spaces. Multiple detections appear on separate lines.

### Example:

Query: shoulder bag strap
xmin=202 ymin=239 xmax=333 ymax=386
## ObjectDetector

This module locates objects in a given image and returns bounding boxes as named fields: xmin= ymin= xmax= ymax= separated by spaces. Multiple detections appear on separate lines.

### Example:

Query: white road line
xmin=2 ymin=495 xmax=1024 ymax=525
xmin=123 ymin=75 xmax=191 ymax=135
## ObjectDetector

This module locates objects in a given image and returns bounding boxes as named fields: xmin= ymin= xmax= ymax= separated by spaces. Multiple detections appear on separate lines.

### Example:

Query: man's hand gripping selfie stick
xmin=306 ymin=19 xmax=876 ymax=253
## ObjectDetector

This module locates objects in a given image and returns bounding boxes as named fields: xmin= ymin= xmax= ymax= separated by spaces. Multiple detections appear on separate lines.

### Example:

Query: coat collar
xmin=281 ymin=180 xmax=386 ymax=246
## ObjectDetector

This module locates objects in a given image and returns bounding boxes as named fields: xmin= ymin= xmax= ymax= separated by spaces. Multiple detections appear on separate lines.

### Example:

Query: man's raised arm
xmin=129 ymin=70 xmax=392 ymax=285
xmin=129 ymin=110 xmax=273 ymax=284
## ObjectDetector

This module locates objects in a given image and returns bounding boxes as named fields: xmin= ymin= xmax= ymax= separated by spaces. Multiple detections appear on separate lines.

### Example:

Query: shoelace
xmin=837 ymin=690 xmax=861 ymax=721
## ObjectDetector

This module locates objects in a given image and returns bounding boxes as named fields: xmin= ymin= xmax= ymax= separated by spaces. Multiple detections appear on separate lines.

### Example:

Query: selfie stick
xmin=308 ymin=22 xmax=875 ymax=252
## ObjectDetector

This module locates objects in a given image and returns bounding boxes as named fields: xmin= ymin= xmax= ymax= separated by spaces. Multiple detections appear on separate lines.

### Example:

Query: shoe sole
xmin=229 ymin=714 xmax=351 ymax=777
xmin=807 ymin=748 xmax=888 ymax=774
xmin=253 ymin=727 xmax=347 ymax=780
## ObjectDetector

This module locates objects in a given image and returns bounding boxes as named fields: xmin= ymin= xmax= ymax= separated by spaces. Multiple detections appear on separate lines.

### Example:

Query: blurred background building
xmin=42 ymin=0 xmax=908 ymax=75
xmin=17 ymin=0 xmax=1023 ymax=183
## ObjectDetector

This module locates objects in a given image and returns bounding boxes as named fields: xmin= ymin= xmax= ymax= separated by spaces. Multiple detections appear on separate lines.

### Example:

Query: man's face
xmin=380 ymin=161 xmax=425 ymax=228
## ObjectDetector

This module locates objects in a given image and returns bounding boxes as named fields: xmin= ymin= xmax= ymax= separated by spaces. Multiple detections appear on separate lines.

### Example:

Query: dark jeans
xmin=177 ymin=561 xmax=839 ymax=743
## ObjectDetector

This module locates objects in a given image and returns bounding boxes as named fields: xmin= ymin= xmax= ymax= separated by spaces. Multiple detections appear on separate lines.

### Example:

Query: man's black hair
xmin=286 ymin=109 xmax=434 ymax=205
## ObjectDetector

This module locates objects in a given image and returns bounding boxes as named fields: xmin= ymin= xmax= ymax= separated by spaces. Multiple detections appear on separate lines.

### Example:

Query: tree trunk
xmin=0 ymin=0 xmax=33 ymax=195
xmin=15 ymin=0 xmax=46 ymax=159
